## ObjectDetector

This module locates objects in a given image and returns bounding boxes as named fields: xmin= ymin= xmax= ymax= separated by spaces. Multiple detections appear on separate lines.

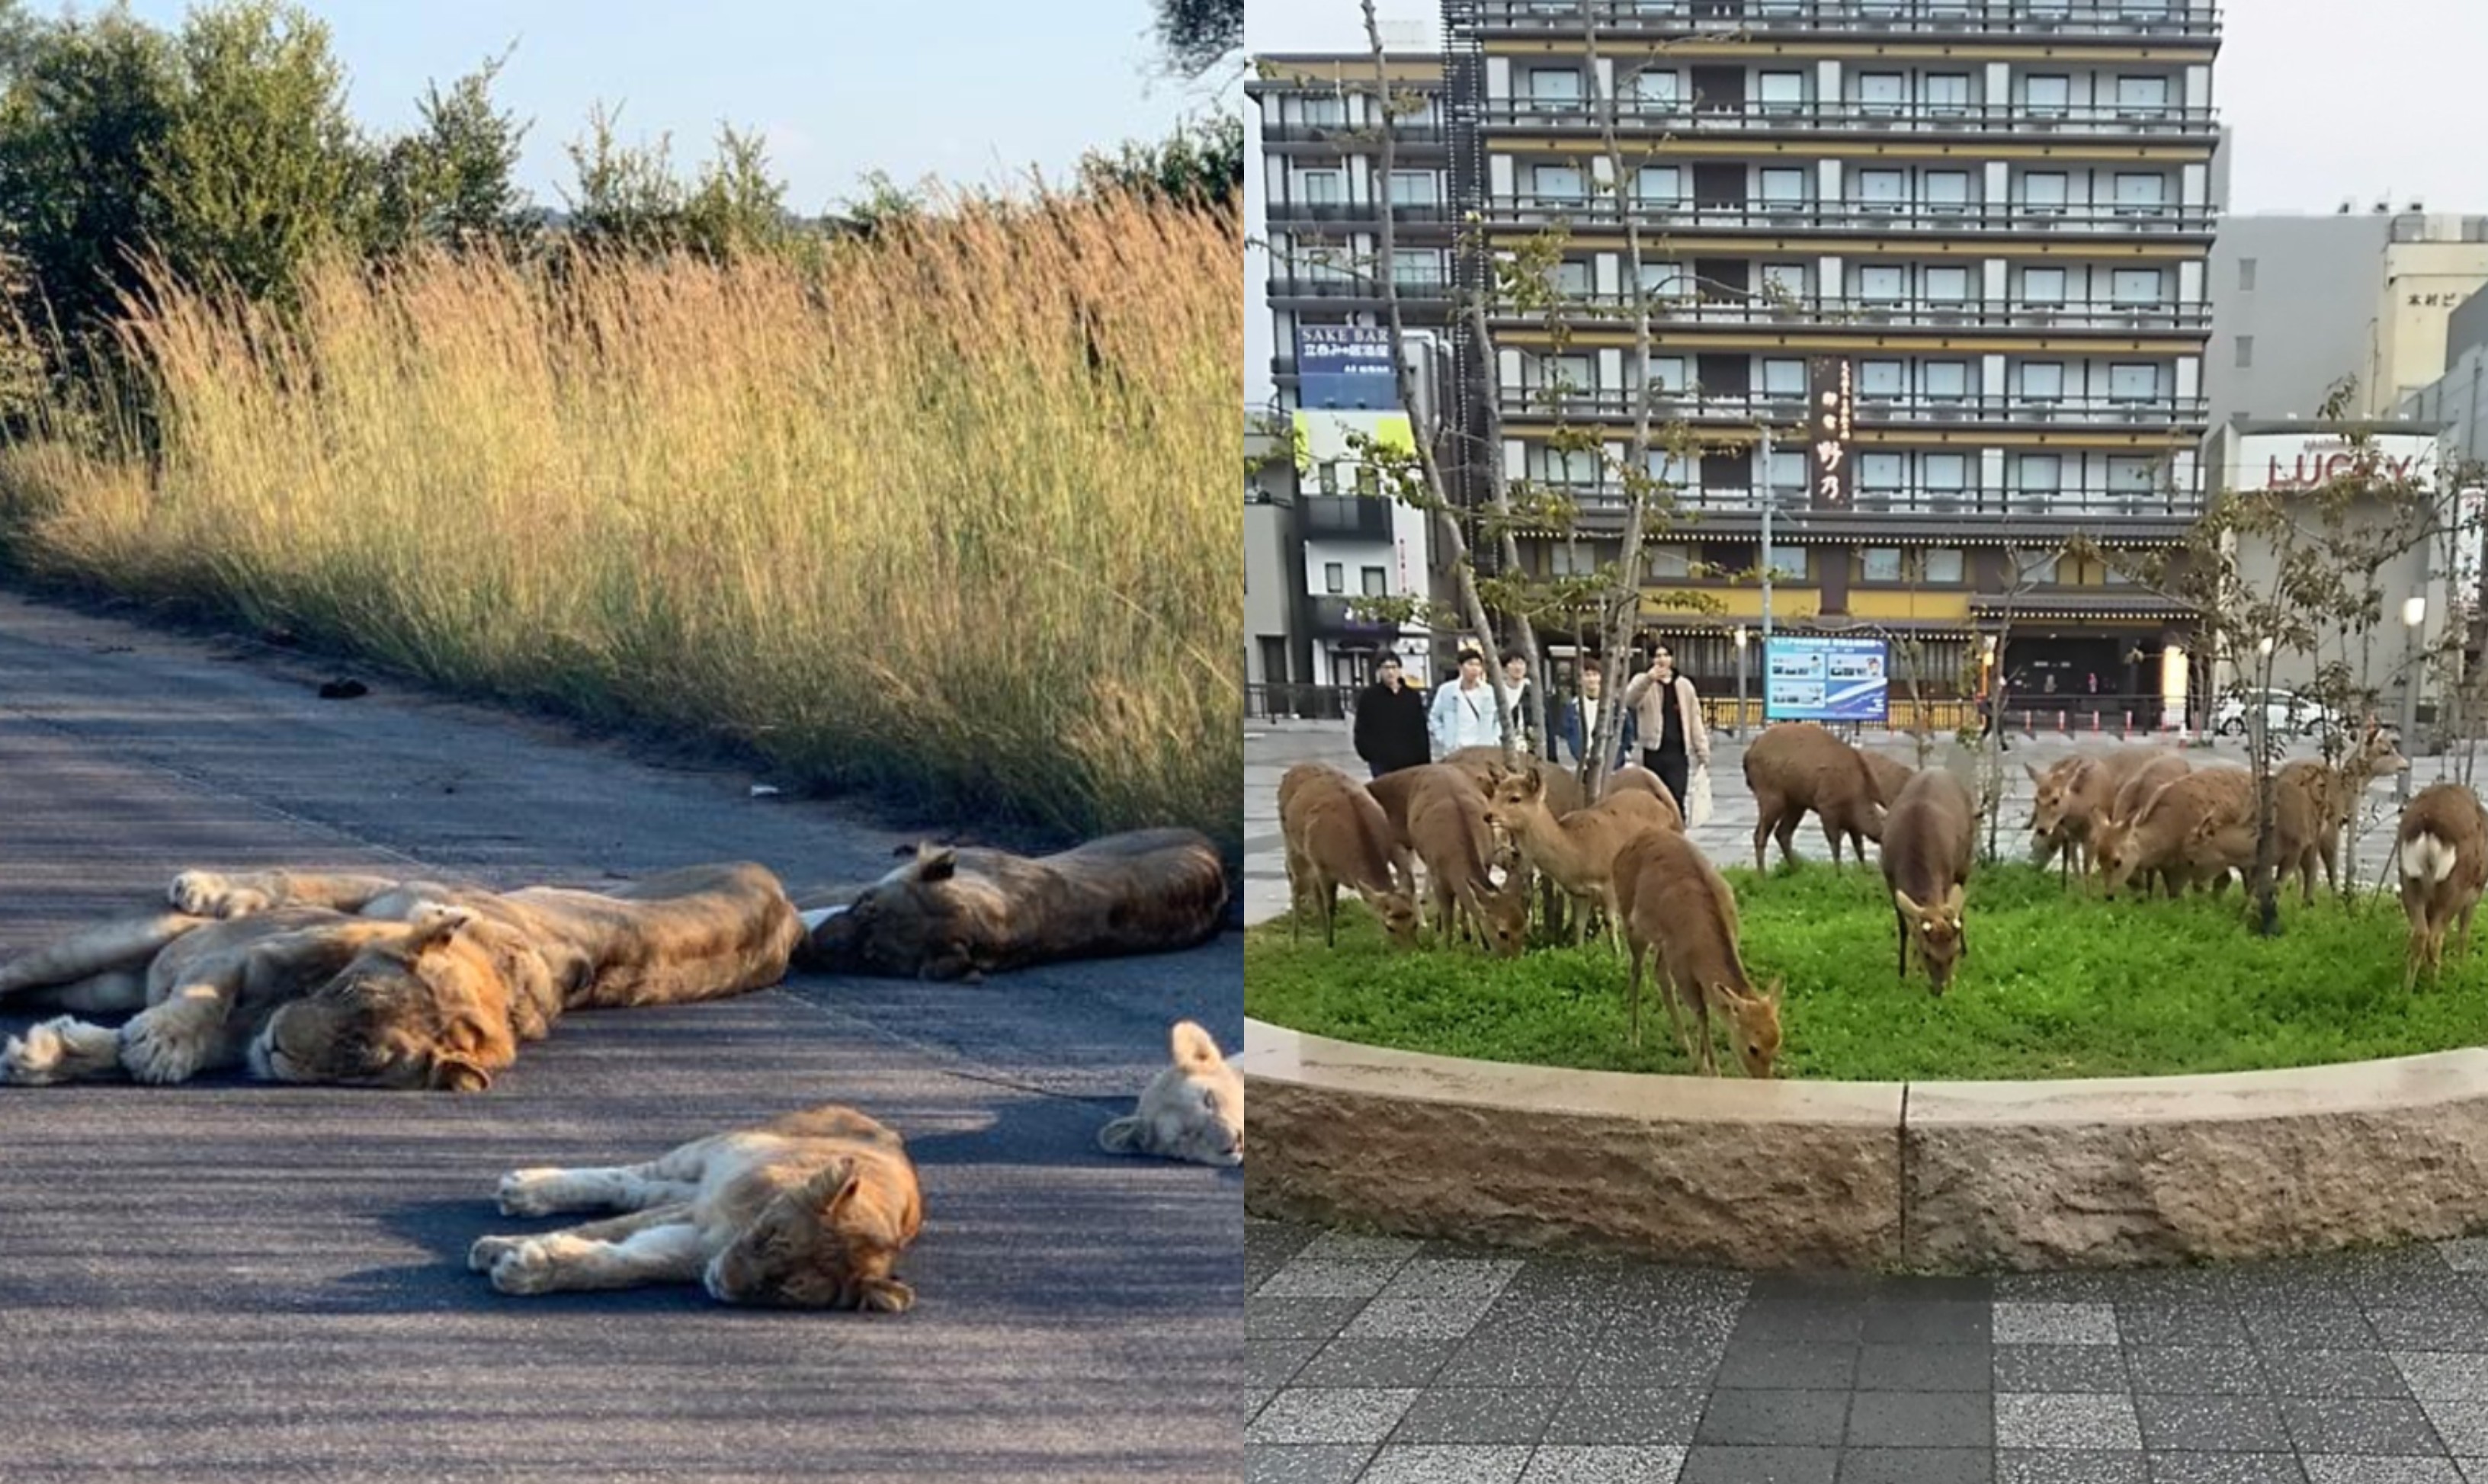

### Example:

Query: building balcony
xmin=1485 ymin=99 xmax=2219 ymax=140
xmin=1501 ymin=388 xmax=2211 ymax=431
xmin=1265 ymin=200 xmax=1458 ymax=226
xmin=1469 ymin=0 xmax=2221 ymax=43
xmin=1302 ymin=494 xmax=1399 ymax=540
xmin=1525 ymin=479 xmax=2203 ymax=524
xmin=1483 ymin=197 xmax=2216 ymax=237
xmin=1262 ymin=120 xmax=1448 ymax=147
xmin=1268 ymin=274 xmax=1459 ymax=303
xmin=1496 ymin=293 xmax=2211 ymax=335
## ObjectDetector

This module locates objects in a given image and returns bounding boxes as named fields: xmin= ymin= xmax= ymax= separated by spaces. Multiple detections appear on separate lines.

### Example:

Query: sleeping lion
xmin=470 ymin=1102 xmax=923 ymax=1309
xmin=1098 ymin=1020 xmax=1242 ymax=1168
xmin=0 ymin=863 xmax=803 ymax=1091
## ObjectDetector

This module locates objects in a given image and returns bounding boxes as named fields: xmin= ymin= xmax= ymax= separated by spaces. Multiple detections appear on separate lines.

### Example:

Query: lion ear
xmin=804 ymin=1159 xmax=864 ymax=1215
xmin=1169 ymin=1019 xmax=1226 ymax=1071
xmin=912 ymin=847 xmax=958 ymax=884
xmin=428 ymin=1055 xmax=492 ymax=1093
xmin=402 ymin=905 xmax=474 ymax=956
xmin=1097 ymin=1115 xmax=1146 ymax=1155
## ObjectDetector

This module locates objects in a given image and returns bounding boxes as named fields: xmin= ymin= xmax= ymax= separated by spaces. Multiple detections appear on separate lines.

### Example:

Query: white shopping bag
xmin=1687 ymin=764 xmax=1714 ymax=828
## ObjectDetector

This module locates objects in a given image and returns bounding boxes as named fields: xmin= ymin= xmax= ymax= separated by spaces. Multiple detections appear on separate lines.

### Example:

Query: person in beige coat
xmin=1618 ymin=643 xmax=1709 ymax=812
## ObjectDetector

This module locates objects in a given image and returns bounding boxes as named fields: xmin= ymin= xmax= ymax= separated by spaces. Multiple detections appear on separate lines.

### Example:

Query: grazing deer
xmin=1600 ymin=763 xmax=1685 ymax=827
xmin=1402 ymin=764 xmax=1529 ymax=956
xmin=2397 ymin=781 xmax=2488 ymax=991
xmin=1483 ymin=769 xmax=1669 ymax=951
xmin=1277 ymin=763 xmax=1419 ymax=950
xmin=2099 ymin=767 xmax=2249 ymax=899
xmin=1743 ymin=723 xmax=1887 ymax=872
xmin=2089 ymin=751 xmax=2192 ymax=896
xmin=2275 ymin=729 xmax=2408 ymax=900
xmin=1611 ymin=829 xmax=1782 ymax=1075
xmin=1880 ymin=766 xmax=1977 ymax=995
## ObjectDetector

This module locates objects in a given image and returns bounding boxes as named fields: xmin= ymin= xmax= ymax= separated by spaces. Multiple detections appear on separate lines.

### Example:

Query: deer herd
xmin=1280 ymin=719 xmax=2488 ymax=1080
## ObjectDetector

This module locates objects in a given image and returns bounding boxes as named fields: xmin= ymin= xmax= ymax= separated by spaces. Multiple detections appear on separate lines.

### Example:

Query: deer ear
xmin=1764 ymin=979 xmax=1784 ymax=1008
xmin=1893 ymin=888 xmax=1924 ymax=918
xmin=1943 ymin=883 xmax=1966 ymax=915
xmin=2022 ymin=761 xmax=2044 ymax=784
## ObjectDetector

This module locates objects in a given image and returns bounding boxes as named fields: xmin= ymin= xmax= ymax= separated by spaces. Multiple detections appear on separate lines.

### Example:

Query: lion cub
xmin=1097 ymin=1019 xmax=1242 ymax=1167
xmin=469 ymin=1104 xmax=923 ymax=1310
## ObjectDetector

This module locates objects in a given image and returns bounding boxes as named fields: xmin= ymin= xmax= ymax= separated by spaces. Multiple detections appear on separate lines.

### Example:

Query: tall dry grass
xmin=0 ymin=196 xmax=1242 ymax=857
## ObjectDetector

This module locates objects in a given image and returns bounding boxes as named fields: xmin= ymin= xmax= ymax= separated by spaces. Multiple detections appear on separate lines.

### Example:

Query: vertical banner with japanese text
xmin=1807 ymin=356 xmax=1855 ymax=510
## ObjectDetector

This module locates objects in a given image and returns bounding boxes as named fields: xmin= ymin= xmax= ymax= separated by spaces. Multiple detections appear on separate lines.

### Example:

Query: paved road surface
xmin=0 ymin=590 xmax=1240 ymax=1482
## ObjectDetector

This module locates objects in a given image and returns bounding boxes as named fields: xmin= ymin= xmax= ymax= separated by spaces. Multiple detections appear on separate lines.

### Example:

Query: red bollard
xmin=2057 ymin=708 xmax=2066 ymax=734
xmin=2123 ymin=711 xmax=2133 ymax=739
xmin=2091 ymin=710 xmax=2101 ymax=734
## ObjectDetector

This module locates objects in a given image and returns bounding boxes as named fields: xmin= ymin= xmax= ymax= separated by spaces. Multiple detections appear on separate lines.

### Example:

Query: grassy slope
xmin=1244 ymin=861 xmax=2488 ymax=1081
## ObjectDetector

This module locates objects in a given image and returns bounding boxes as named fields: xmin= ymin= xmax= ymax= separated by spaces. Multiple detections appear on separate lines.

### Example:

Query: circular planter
xmin=1241 ymin=1018 xmax=2488 ymax=1271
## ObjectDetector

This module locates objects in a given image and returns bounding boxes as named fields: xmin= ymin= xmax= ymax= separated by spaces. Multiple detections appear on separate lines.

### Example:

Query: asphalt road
xmin=0 ymin=589 xmax=1242 ymax=1482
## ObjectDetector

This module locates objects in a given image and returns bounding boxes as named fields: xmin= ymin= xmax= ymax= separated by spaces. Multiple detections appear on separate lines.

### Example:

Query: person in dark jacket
xmin=1560 ymin=658 xmax=1638 ymax=771
xmin=1352 ymin=653 xmax=1432 ymax=778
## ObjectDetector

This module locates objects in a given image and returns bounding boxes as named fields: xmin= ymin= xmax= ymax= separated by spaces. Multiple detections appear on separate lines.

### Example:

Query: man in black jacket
xmin=1352 ymin=653 xmax=1431 ymax=778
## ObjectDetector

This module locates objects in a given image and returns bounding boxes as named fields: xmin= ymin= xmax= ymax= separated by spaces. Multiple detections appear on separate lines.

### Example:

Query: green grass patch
xmin=1244 ymin=862 xmax=2488 ymax=1081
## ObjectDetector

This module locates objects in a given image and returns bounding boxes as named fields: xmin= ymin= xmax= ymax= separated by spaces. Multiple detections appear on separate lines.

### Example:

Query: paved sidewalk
xmin=1250 ymin=1218 xmax=2488 ymax=1484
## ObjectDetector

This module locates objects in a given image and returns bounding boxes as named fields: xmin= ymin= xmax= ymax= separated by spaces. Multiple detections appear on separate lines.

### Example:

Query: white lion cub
xmin=1097 ymin=1019 xmax=1242 ymax=1168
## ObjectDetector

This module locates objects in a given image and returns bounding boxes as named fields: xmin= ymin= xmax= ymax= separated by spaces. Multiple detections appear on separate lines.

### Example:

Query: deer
xmin=1611 ymin=828 xmax=1782 ymax=1075
xmin=1401 ymin=764 xmax=1529 ymax=957
xmin=2089 ymin=751 xmax=2192 ymax=896
xmin=1880 ymin=766 xmax=1977 ymax=995
xmin=2275 ymin=728 xmax=2408 ymax=900
xmin=2397 ymin=781 xmax=2488 ymax=991
xmin=1483 ymin=768 xmax=1669 ymax=951
xmin=1743 ymin=722 xmax=1887 ymax=873
xmin=2028 ymin=747 xmax=2170 ymax=888
xmin=2098 ymin=766 xmax=2249 ymax=900
xmin=1277 ymin=763 xmax=1419 ymax=950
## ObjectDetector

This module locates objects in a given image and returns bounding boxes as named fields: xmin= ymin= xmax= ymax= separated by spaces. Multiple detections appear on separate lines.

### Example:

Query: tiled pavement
xmin=1248 ymin=1219 xmax=2488 ymax=1484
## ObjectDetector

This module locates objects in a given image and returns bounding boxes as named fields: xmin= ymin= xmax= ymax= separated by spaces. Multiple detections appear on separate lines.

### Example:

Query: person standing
xmin=1561 ymin=659 xmax=1637 ymax=771
xmin=1351 ymin=653 xmax=1431 ymax=779
xmin=1621 ymin=643 xmax=1709 ymax=809
xmin=1500 ymin=651 xmax=1539 ymax=757
xmin=1430 ymin=648 xmax=1502 ymax=757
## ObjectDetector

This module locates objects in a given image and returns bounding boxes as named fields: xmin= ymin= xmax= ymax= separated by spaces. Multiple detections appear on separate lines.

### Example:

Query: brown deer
xmin=2275 ymin=729 xmax=2408 ymax=900
xmin=2397 ymin=781 xmax=2488 ymax=990
xmin=1483 ymin=769 xmax=1669 ymax=950
xmin=2027 ymin=747 xmax=2166 ymax=886
xmin=1277 ymin=763 xmax=1420 ymax=950
xmin=1743 ymin=723 xmax=1886 ymax=872
xmin=1880 ymin=766 xmax=1976 ymax=995
xmin=1611 ymin=829 xmax=1783 ymax=1075
xmin=1600 ymin=763 xmax=1685 ymax=828
xmin=1441 ymin=745 xmax=1586 ymax=816
xmin=1858 ymin=748 xmax=1915 ymax=807
xmin=2089 ymin=751 xmax=2191 ymax=895
xmin=1402 ymin=764 xmax=1529 ymax=956
xmin=2098 ymin=767 xmax=2249 ymax=899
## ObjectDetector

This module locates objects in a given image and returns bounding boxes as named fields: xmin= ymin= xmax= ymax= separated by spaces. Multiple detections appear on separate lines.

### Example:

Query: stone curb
xmin=1240 ymin=1019 xmax=2488 ymax=1271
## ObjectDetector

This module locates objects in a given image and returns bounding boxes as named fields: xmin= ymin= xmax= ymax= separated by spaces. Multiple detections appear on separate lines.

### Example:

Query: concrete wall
xmin=2371 ymin=236 xmax=2488 ymax=416
xmin=2204 ymin=213 xmax=2390 ymax=427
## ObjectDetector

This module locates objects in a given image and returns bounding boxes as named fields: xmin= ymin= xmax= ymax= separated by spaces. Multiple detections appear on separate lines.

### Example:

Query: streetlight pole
xmin=1734 ymin=625 xmax=1749 ymax=736
xmin=2403 ymin=594 xmax=2428 ymax=803
xmin=1759 ymin=421 xmax=1775 ymax=643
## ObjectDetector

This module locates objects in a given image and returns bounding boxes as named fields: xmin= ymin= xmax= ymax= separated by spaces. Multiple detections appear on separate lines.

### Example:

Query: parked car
xmin=2211 ymin=688 xmax=2339 ymax=739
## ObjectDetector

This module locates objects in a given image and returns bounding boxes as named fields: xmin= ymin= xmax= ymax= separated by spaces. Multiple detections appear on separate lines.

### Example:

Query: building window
xmin=2021 ymin=267 xmax=2067 ymax=306
xmin=1361 ymin=566 xmax=1387 ymax=597
xmin=1646 ymin=449 xmax=1692 ymax=489
xmin=1550 ymin=259 xmax=1592 ymax=295
xmin=1857 ymin=168 xmax=1907 ymax=210
xmin=2024 ymin=74 xmax=2070 ymax=115
xmin=1389 ymin=171 xmax=1439 ymax=205
xmin=1923 ymin=361 xmax=1970 ymax=401
xmin=2114 ymin=75 xmax=2170 ymax=114
xmin=1859 ymin=263 xmax=1906 ymax=300
xmin=1858 ymin=72 xmax=1905 ymax=114
xmin=1324 ymin=562 xmax=1345 ymax=594
xmin=1861 ymin=546 xmax=1905 ymax=582
xmin=1532 ymin=164 xmax=1586 ymax=202
xmin=1527 ymin=69 xmax=1582 ymax=107
xmin=2019 ymin=361 xmax=2065 ymax=401
xmin=2113 ymin=172 xmax=2167 ymax=210
xmin=1765 ymin=545 xmax=1807 ymax=579
xmin=2014 ymin=546 xmax=2062 ymax=583
xmin=2239 ymin=257 xmax=2257 ymax=292
xmin=2018 ymin=454 xmax=2063 ymax=495
xmin=1296 ymin=95 xmax=1348 ymax=127
xmin=2236 ymin=335 xmax=2254 ymax=367
xmin=1295 ymin=168 xmax=1345 ymax=204
xmin=1861 ymin=452 xmax=1904 ymax=490
xmin=1539 ymin=353 xmax=1592 ymax=392
xmin=1925 ymin=265 xmax=1972 ymax=303
xmin=1922 ymin=547 xmax=1966 ymax=583
xmin=1392 ymin=248 xmax=1443 ymax=284
xmin=1649 ymin=544 xmax=1692 ymax=579
xmin=1861 ymin=360 xmax=1906 ymax=398
xmin=2021 ymin=172 xmax=2069 ymax=212
xmin=1925 ymin=453 xmax=1968 ymax=495
xmin=1768 ymin=449 xmax=1806 ymax=490
xmin=2111 ymin=268 xmax=2163 ymax=306
xmin=2108 ymin=363 xmax=2161 ymax=402
xmin=1537 ymin=446 xmax=1600 ymax=484
xmin=1762 ymin=358 xmax=1805 ymax=396
xmin=1922 ymin=73 xmax=1971 ymax=115
xmin=1316 ymin=461 xmax=1339 ymax=494
xmin=1634 ymin=69 xmax=1682 ymax=107
xmin=1759 ymin=168 xmax=1808 ymax=205
xmin=1924 ymin=171 xmax=1971 ymax=209
xmin=1642 ymin=356 xmax=1690 ymax=395
xmin=1758 ymin=71 xmax=1805 ymax=113
xmin=1637 ymin=164 xmax=1685 ymax=203
xmin=2107 ymin=455 xmax=2158 ymax=496
xmin=1761 ymin=262 xmax=1807 ymax=298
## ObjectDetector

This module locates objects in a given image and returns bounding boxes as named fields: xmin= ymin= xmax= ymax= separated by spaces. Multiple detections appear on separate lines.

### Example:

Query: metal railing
xmin=1264 ymin=200 xmax=1459 ymax=223
xmin=1260 ymin=120 xmax=1449 ymax=146
xmin=1470 ymin=0 xmax=2221 ymax=40
xmin=1528 ymin=480 xmax=2202 ymax=516
xmin=1483 ymin=197 xmax=2217 ymax=233
xmin=1486 ymin=100 xmax=2217 ymax=135
xmin=1266 ymin=274 xmax=1457 ymax=300
xmin=1502 ymin=388 xmax=2211 ymax=428
xmin=1494 ymin=293 xmax=2211 ymax=332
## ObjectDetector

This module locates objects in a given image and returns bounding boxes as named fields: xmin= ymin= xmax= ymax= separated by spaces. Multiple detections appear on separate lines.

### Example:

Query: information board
xmin=1762 ymin=635 xmax=1890 ymax=723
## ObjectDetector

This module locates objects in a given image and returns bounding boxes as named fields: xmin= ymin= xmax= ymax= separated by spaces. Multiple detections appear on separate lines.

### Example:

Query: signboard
xmin=2229 ymin=431 xmax=2440 ymax=493
xmin=1807 ymin=356 xmax=1855 ymax=509
xmin=1297 ymin=325 xmax=1400 ymax=411
xmin=1763 ymin=635 xmax=1890 ymax=723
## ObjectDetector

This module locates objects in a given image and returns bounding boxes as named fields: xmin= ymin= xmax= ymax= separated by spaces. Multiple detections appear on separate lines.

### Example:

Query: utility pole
xmin=1759 ymin=420 xmax=1775 ymax=641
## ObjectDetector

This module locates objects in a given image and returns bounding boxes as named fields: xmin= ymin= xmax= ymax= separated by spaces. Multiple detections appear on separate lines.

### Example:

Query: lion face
xmin=1098 ymin=1021 xmax=1243 ymax=1167
xmin=702 ymin=1162 xmax=917 ymax=1311
xmin=808 ymin=845 xmax=979 ymax=979
xmin=248 ymin=907 xmax=511 ymax=1091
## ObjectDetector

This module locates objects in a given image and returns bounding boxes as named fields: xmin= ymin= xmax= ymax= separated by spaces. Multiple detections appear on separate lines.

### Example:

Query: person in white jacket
xmin=1429 ymin=649 xmax=1502 ymax=756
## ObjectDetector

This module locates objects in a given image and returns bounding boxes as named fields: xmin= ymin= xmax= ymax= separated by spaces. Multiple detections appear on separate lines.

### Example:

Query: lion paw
xmin=468 ymin=1235 xmax=526 ymax=1272
xmin=489 ymin=1241 xmax=558 ymax=1296
xmin=168 ymin=871 xmax=271 ymax=918
xmin=1 ymin=1024 xmax=66 ymax=1085
xmin=117 ymin=1014 xmax=209 ymax=1085
xmin=495 ymin=1169 xmax=568 ymax=1217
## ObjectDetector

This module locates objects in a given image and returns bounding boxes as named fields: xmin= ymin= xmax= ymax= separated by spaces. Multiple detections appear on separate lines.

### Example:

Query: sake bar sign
xmin=2233 ymin=431 xmax=2440 ymax=493
xmin=1807 ymin=356 xmax=1855 ymax=509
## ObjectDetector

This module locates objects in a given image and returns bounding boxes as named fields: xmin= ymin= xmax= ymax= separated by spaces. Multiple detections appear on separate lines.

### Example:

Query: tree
xmin=1151 ymin=0 xmax=1241 ymax=79
xmin=373 ymin=45 xmax=534 ymax=253
xmin=681 ymin=123 xmax=794 ymax=260
xmin=146 ymin=0 xmax=377 ymax=305
xmin=1076 ymin=111 xmax=1241 ymax=211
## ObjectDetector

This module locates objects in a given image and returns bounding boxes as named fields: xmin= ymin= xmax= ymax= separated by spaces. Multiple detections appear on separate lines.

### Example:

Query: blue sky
xmin=105 ymin=0 xmax=1236 ymax=215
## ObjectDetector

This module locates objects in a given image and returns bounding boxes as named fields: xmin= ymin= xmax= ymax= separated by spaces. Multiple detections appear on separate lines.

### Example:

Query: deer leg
xmin=1824 ymin=815 xmax=1845 ymax=870
xmin=2461 ymin=901 xmax=2479 ymax=962
xmin=1694 ymin=989 xmax=1719 ymax=1076
xmin=1751 ymin=800 xmax=1775 ymax=873
xmin=1895 ymin=903 xmax=1910 ymax=981
xmin=1624 ymin=935 xmax=1644 ymax=1049
xmin=1319 ymin=877 xmax=1339 ymax=948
